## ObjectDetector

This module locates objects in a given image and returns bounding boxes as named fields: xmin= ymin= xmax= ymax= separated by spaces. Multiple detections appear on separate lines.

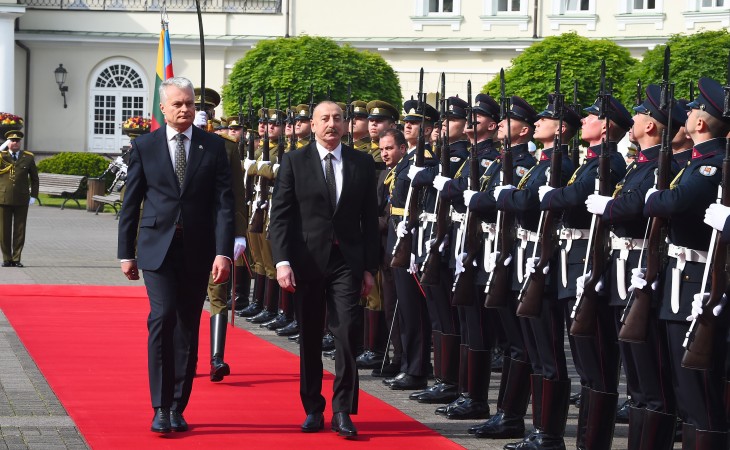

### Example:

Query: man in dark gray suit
xmin=269 ymin=101 xmax=379 ymax=438
xmin=118 ymin=76 xmax=233 ymax=434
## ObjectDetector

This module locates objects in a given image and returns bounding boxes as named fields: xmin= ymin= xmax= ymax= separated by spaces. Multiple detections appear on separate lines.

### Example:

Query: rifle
xmin=681 ymin=50 xmax=730 ymax=369
xmin=346 ymin=83 xmax=354 ymax=147
xmin=570 ymin=59 xmax=612 ymax=336
xmin=308 ymin=84 xmax=315 ymax=143
xmin=237 ymin=96 xmax=246 ymax=161
xmin=484 ymin=69 xmax=516 ymax=308
xmin=287 ymin=92 xmax=298 ymax=152
xmin=275 ymin=92 xmax=286 ymax=162
xmin=249 ymin=93 xmax=270 ymax=234
xmin=619 ymin=49 xmax=673 ymax=343
xmin=452 ymin=81 xmax=484 ymax=304
xmin=391 ymin=68 xmax=426 ymax=268
xmin=570 ymin=81 xmax=581 ymax=169
xmin=420 ymin=73 xmax=447 ymax=285
xmin=244 ymin=92 xmax=257 ymax=208
xmin=516 ymin=62 xmax=564 ymax=317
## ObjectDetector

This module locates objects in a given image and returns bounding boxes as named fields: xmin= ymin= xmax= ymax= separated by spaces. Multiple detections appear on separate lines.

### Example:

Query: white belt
xmin=451 ymin=212 xmax=466 ymax=223
xmin=420 ymin=212 xmax=437 ymax=223
xmin=482 ymin=222 xmax=496 ymax=234
xmin=517 ymin=227 xmax=539 ymax=243
xmin=610 ymin=232 xmax=648 ymax=300
xmin=610 ymin=233 xmax=648 ymax=251
xmin=667 ymin=243 xmax=708 ymax=265
xmin=559 ymin=227 xmax=590 ymax=240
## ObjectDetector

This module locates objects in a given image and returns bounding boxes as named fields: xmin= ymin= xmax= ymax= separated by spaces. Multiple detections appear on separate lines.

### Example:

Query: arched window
xmin=88 ymin=60 xmax=148 ymax=153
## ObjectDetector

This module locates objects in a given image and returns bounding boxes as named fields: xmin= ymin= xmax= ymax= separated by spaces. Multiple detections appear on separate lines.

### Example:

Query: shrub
xmin=37 ymin=152 xmax=112 ymax=191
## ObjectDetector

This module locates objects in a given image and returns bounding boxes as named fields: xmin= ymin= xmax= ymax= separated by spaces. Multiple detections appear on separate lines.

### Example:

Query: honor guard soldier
xmin=540 ymin=93 xmax=631 ymax=450
xmin=293 ymin=104 xmax=311 ymax=149
xmin=0 ymin=130 xmax=38 ymax=267
xmin=349 ymin=100 xmax=371 ymax=152
xmin=193 ymin=87 xmax=221 ymax=132
xmin=672 ymin=99 xmax=694 ymax=167
xmin=463 ymin=95 xmax=537 ymax=435
xmin=586 ymin=84 xmax=684 ymax=449
xmin=640 ymin=77 xmax=730 ymax=449
xmin=367 ymin=100 xmax=398 ymax=151
xmin=484 ymin=94 xmax=579 ymax=448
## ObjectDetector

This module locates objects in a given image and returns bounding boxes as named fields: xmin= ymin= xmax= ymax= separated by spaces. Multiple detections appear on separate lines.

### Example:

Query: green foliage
xmin=37 ymin=152 xmax=109 ymax=178
xmin=222 ymin=36 xmax=403 ymax=117
xmin=617 ymin=29 xmax=730 ymax=102
xmin=482 ymin=32 xmax=637 ymax=112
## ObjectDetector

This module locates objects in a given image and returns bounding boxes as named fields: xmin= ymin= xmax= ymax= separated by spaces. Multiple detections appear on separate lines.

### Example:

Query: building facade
xmin=3 ymin=0 xmax=729 ymax=154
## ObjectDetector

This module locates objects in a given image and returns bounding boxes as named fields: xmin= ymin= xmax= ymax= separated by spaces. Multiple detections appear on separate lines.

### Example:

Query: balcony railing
xmin=20 ymin=0 xmax=281 ymax=13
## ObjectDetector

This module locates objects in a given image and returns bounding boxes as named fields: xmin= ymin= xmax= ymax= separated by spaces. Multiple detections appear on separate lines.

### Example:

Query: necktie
xmin=12 ymin=153 xmax=17 ymax=161
xmin=174 ymin=133 xmax=186 ymax=187
xmin=324 ymin=153 xmax=337 ymax=211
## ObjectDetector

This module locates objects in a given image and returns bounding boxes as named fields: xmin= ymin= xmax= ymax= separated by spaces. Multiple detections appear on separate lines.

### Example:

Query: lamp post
xmin=54 ymin=64 xmax=68 ymax=108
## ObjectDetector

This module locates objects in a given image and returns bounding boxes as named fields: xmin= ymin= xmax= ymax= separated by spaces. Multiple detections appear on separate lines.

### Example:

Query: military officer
xmin=639 ymin=77 xmax=730 ymax=449
xmin=348 ymin=100 xmax=371 ymax=152
xmin=0 ymin=130 xmax=38 ymax=267
xmin=671 ymin=99 xmax=694 ymax=167
xmin=293 ymin=104 xmax=311 ymax=149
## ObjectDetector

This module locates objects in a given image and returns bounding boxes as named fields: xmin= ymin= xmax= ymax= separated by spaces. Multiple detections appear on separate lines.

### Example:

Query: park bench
xmin=91 ymin=191 xmax=122 ymax=218
xmin=37 ymin=173 xmax=87 ymax=210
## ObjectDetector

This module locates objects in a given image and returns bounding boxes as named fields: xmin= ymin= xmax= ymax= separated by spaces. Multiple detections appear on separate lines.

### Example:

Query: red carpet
xmin=0 ymin=285 xmax=462 ymax=449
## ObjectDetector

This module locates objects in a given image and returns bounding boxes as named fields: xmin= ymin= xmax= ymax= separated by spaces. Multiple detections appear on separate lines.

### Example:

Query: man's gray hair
xmin=159 ymin=77 xmax=194 ymax=103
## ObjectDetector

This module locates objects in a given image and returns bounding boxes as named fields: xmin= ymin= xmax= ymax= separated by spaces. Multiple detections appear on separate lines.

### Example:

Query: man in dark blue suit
xmin=117 ymin=77 xmax=234 ymax=434
xmin=269 ymin=101 xmax=379 ymax=438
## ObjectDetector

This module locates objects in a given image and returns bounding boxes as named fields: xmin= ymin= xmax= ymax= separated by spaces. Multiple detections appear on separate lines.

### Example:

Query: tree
xmin=617 ymin=29 xmax=730 ymax=103
xmin=222 ymin=36 xmax=402 ymax=116
xmin=482 ymin=32 xmax=637 ymax=112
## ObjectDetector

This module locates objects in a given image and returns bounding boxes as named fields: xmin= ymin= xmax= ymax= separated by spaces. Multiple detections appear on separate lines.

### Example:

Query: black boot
xmin=264 ymin=289 xmax=293 ymax=330
xmin=575 ymin=385 xmax=590 ymax=450
xmin=414 ymin=332 xmax=460 ymax=404
xmin=616 ymin=397 xmax=632 ymax=424
xmin=491 ymin=346 xmax=504 ymax=372
xmin=638 ymin=409 xmax=676 ymax=450
xmin=210 ymin=314 xmax=230 ymax=382
xmin=474 ymin=358 xmax=529 ymax=437
xmin=681 ymin=422 xmax=696 ymax=450
xmin=238 ymin=273 xmax=265 ymax=317
xmin=517 ymin=378 xmax=570 ymax=450
xmin=447 ymin=348 xmax=491 ymax=420
xmin=227 ymin=264 xmax=250 ymax=311
xmin=436 ymin=344 xmax=468 ymax=416
xmin=470 ymin=355 xmax=511 ymax=435
xmin=410 ymin=331 xmax=442 ymax=400
xmin=695 ymin=429 xmax=728 ymax=450
xmin=321 ymin=331 xmax=335 ymax=351
xmin=248 ymin=278 xmax=279 ymax=324
xmin=583 ymin=389 xmax=619 ymax=450
xmin=627 ymin=407 xmax=645 ymax=450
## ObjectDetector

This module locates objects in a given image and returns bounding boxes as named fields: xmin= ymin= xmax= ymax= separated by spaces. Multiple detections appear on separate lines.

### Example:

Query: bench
xmin=92 ymin=192 xmax=122 ymax=218
xmin=37 ymin=173 xmax=87 ymax=210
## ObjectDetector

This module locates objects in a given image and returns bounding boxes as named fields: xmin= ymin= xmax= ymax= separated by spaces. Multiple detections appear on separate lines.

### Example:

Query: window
xmin=428 ymin=0 xmax=453 ymax=13
xmin=702 ymin=0 xmax=725 ymax=7
xmin=482 ymin=0 xmax=529 ymax=30
xmin=633 ymin=0 xmax=656 ymax=9
xmin=616 ymin=0 xmax=664 ymax=29
xmin=412 ymin=0 xmax=462 ymax=30
xmin=565 ymin=0 xmax=590 ymax=11
xmin=497 ymin=0 xmax=521 ymax=12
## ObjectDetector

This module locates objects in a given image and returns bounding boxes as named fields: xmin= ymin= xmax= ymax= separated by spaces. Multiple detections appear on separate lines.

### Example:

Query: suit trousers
xmin=142 ymin=237 xmax=209 ymax=412
xmin=295 ymin=245 xmax=363 ymax=415
xmin=392 ymin=265 xmax=431 ymax=377
xmin=0 ymin=204 xmax=28 ymax=263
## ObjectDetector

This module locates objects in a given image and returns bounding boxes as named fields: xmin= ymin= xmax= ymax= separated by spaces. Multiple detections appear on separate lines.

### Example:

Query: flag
xmin=151 ymin=22 xmax=174 ymax=132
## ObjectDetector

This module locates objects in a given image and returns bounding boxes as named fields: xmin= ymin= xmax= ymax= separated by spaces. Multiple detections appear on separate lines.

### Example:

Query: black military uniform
xmin=643 ymin=77 xmax=729 ymax=448
xmin=541 ymin=95 xmax=632 ymax=450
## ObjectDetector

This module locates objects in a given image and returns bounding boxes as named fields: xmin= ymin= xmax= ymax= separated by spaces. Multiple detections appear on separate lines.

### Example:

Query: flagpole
xmin=194 ymin=0 xmax=206 ymax=109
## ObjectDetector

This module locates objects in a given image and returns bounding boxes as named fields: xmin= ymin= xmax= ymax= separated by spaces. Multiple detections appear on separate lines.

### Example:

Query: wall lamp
xmin=54 ymin=64 xmax=68 ymax=108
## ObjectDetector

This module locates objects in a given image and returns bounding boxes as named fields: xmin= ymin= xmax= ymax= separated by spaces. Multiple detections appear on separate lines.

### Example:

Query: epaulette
xmin=23 ymin=151 xmax=34 ymax=156
xmin=221 ymin=134 xmax=237 ymax=143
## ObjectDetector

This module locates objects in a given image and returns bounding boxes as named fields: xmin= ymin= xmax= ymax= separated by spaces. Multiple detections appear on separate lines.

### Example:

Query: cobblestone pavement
xmin=0 ymin=206 xmax=663 ymax=449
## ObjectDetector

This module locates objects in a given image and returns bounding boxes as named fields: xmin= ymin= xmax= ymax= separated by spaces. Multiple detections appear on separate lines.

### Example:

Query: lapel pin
xmin=199 ymin=145 xmax=204 ymax=150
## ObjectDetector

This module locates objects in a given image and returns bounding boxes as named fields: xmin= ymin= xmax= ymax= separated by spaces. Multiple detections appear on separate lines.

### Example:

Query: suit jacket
xmin=0 ymin=150 xmax=39 ymax=206
xmin=117 ymin=126 xmax=234 ymax=271
xmin=269 ymin=142 xmax=379 ymax=282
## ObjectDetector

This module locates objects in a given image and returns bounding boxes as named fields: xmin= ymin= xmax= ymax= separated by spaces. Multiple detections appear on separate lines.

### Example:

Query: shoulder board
xmin=221 ymin=134 xmax=237 ymax=143
xmin=450 ymin=156 xmax=462 ymax=162
xmin=22 ymin=151 xmax=34 ymax=156
xmin=698 ymin=165 xmax=718 ymax=177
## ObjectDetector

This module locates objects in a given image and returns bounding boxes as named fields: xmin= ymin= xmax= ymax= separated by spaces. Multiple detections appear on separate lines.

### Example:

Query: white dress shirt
xmin=316 ymin=141 xmax=343 ymax=205
xmin=166 ymin=124 xmax=193 ymax=172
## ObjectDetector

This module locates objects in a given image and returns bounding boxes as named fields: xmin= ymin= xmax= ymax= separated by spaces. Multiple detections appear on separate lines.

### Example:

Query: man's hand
xmin=194 ymin=111 xmax=207 ymax=128
xmin=526 ymin=257 xmax=548 ymax=275
xmin=211 ymin=256 xmax=230 ymax=283
xmin=407 ymin=165 xmax=424 ymax=180
xmin=396 ymin=220 xmax=412 ymax=238
xmin=233 ymin=237 xmax=247 ymax=260
xmin=257 ymin=160 xmax=271 ymax=170
xmin=277 ymin=264 xmax=296 ymax=293
xmin=406 ymin=254 xmax=418 ymax=275
xmin=644 ymin=187 xmax=658 ymax=204
xmin=361 ymin=271 xmax=375 ymax=297
xmin=493 ymin=184 xmax=516 ymax=201
xmin=538 ymin=185 xmax=554 ymax=202
xmin=433 ymin=175 xmax=450 ymax=192
xmin=705 ymin=203 xmax=730 ymax=231
xmin=243 ymin=159 xmax=256 ymax=172
xmin=121 ymin=260 xmax=139 ymax=281
xmin=28 ymin=197 xmax=36 ymax=206
xmin=585 ymin=194 xmax=611 ymax=216
xmin=463 ymin=189 xmax=478 ymax=207
xmin=687 ymin=292 xmax=727 ymax=321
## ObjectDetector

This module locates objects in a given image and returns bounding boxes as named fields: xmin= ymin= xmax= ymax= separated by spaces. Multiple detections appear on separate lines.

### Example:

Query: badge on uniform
xmin=515 ymin=166 xmax=528 ymax=177
xmin=450 ymin=156 xmax=461 ymax=162
xmin=699 ymin=165 xmax=717 ymax=177
xmin=481 ymin=159 xmax=491 ymax=168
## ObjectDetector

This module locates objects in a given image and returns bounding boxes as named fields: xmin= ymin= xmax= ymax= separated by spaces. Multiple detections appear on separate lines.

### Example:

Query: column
xmin=0 ymin=5 xmax=25 ymax=113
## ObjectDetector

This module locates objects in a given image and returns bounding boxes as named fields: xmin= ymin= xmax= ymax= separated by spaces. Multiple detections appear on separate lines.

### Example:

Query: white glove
xmin=439 ymin=233 xmax=450 ymax=253
xmin=28 ymin=197 xmax=36 ymax=206
xmin=257 ymin=160 xmax=271 ymax=170
xmin=194 ymin=111 xmax=207 ymax=128
xmin=705 ymin=203 xmax=730 ymax=231
xmin=396 ymin=220 xmax=413 ymax=238
xmin=455 ymin=252 xmax=467 ymax=275
xmin=487 ymin=251 xmax=512 ymax=271
xmin=628 ymin=267 xmax=647 ymax=292
xmin=433 ymin=175 xmax=450 ymax=192
xmin=576 ymin=271 xmax=604 ymax=298
xmin=538 ymin=185 xmax=554 ymax=202
xmin=463 ymin=189 xmax=478 ymax=207
xmin=644 ymin=187 xmax=658 ymax=204
xmin=233 ymin=237 xmax=247 ymax=260
xmin=687 ymin=292 xmax=727 ymax=321
xmin=0 ymin=140 xmax=8 ymax=152
xmin=243 ymin=159 xmax=256 ymax=172
xmin=586 ymin=194 xmax=611 ymax=216
xmin=493 ymin=184 xmax=516 ymax=201
xmin=526 ymin=257 xmax=549 ymax=275
xmin=407 ymin=253 xmax=418 ymax=274
xmin=258 ymin=200 xmax=268 ymax=210
xmin=272 ymin=163 xmax=281 ymax=174
xmin=407 ymin=165 xmax=425 ymax=180
xmin=426 ymin=235 xmax=449 ymax=254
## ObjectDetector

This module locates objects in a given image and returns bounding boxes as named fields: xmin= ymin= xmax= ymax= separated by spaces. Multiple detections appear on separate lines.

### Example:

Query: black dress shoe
xmin=390 ymin=374 xmax=428 ymax=390
xmin=276 ymin=320 xmax=299 ymax=336
xmin=372 ymin=361 xmax=400 ymax=378
xmin=322 ymin=349 xmax=336 ymax=360
xmin=446 ymin=396 xmax=490 ymax=420
xmin=287 ymin=333 xmax=300 ymax=342
xmin=226 ymin=297 xmax=248 ymax=311
xmin=263 ymin=313 xmax=290 ymax=330
xmin=415 ymin=382 xmax=459 ymax=404
xmin=169 ymin=410 xmax=188 ymax=432
xmin=491 ymin=348 xmax=504 ymax=372
xmin=237 ymin=301 xmax=262 ymax=318
xmin=331 ymin=412 xmax=357 ymax=438
xmin=615 ymin=398 xmax=632 ymax=424
xmin=247 ymin=309 xmax=277 ymax=324
xmin=321 ymin=332 xmax=335 ymax=351
xmin=570 ymin=391 xmax=582 ymax=406
xmin=301 ymin=412 xmax=324 ymax=433
xmin=12 ymin=262 xmax=22 ymax=268
xmin=355 ymin=350 xmax=386 ymax=369
xmin=472 ymin=411 xmax=524 ymax=437
xmin=383 ymin=372 xmax=407 ymax=386
xmin=210 ymin=356 xmax=230 ymax=382
xmin=151 ymin=407 xmax=171 ymax=433
xmin=2 ymin=261 xmax=12 ymax=267
xmin=436 ymin=395 xmax=467 ymax=416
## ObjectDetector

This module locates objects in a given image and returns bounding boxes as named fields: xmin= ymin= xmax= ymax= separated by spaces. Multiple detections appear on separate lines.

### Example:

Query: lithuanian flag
xmin=151 ymin=22 xmax=174 ymax=131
